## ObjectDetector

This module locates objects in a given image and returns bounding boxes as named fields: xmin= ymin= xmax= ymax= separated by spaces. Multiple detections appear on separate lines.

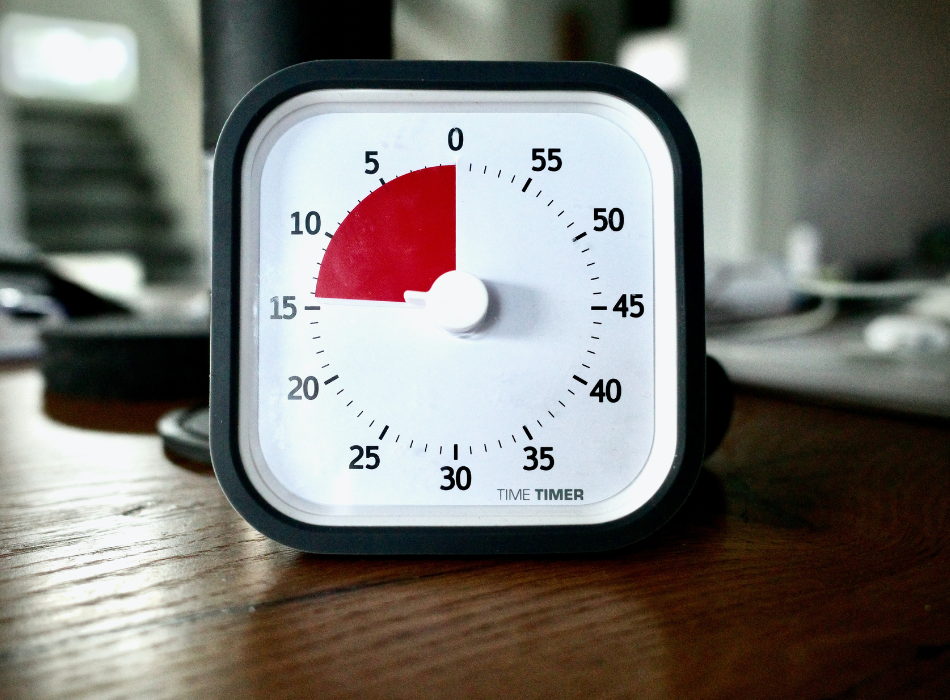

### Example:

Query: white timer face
xmin=237 ymin=90 xmax=680 ymax=527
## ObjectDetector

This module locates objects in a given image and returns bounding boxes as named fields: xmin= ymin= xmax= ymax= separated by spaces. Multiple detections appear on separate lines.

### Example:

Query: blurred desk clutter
xmin=0 ymin=252 xmax=208 ymax=381
xmin=708 ymin=223 xmax=950 ymax=419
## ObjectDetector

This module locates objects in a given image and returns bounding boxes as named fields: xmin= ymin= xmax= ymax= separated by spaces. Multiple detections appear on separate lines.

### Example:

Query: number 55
xmin=531 ymin=148 xmax=562 ymax=172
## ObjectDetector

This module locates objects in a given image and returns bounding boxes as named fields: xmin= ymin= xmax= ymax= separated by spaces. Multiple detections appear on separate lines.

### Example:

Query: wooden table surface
xmin=0 ymin=364 xmax=948 ymax=699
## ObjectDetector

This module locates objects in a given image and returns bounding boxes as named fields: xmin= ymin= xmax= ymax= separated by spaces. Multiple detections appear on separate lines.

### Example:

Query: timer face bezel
xmin=240 ymin=90 xmax=675 ymax=525
xmin=211 ymin=61 xmax=705 ymax=554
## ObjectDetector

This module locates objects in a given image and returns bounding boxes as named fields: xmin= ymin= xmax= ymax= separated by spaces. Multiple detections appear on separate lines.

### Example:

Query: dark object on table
xmin=0 ymin=255 xmax=131 ymax=362
xmin=919 ymin=221 xmax=950 ymax=268
xmin=705 ymin=355 xmax=733 ymax=457
xmin=158 ymin=406 xmax=211 ymax=464
xmin=0 ymin=255 xmax=129 ymax=317
xmin=41 ymin=316 xmax=208 ymax=401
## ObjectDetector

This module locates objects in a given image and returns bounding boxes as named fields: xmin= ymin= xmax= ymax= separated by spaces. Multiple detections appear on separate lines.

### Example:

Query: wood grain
xmin=0 ymin=365 xmax=947 ymax=699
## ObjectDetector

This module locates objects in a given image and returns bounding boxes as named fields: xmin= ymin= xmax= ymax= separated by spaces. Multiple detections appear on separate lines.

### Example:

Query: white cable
xmin=794 ymin=277 xmax=950 ymax=299
xmin=708 ymin=298 xmax=838 ymax=342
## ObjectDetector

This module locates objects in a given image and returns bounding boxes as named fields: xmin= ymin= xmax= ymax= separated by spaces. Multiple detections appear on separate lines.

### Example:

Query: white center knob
xmin=404 ymin=270 xmax=489 ymax=334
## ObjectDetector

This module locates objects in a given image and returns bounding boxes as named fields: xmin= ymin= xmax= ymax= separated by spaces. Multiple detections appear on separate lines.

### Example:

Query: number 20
xmin=287 ymin=376 xmax=318 ymax=400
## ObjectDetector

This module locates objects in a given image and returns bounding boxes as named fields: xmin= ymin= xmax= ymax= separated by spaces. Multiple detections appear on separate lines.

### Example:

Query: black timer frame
xmin=210 ymin=61 xmax=706 ymax=555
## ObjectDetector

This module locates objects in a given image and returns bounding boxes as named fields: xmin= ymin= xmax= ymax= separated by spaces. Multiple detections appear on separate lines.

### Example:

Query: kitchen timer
xmin=210 ymin=61 xmax=706 ymax=554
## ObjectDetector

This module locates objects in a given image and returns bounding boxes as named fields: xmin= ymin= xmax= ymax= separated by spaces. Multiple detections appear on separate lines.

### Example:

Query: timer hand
xmin=404 ymin=270 xmax=489 ymax=335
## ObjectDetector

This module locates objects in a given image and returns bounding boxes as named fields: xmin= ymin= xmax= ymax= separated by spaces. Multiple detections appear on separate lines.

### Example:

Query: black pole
xmin=201 ymin=1 xmax=393 ymax=151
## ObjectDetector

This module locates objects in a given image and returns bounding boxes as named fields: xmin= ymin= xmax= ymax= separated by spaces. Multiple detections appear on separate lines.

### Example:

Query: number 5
xmin=539 ymin=447 xmax=554 ymax=470
xmin=364 ymin=151 xmax=379 ymax=174
xmin=531 ymin=148 xmax=546 ymax=171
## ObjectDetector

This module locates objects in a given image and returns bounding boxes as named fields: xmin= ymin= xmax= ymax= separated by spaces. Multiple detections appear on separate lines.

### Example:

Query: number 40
xmin=590 ymin=379 xmax=622 ymax=403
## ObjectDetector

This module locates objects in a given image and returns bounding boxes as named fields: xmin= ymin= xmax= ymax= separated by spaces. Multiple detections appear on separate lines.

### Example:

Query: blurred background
xmin=0 ymin=0 xmax=947 ymax=425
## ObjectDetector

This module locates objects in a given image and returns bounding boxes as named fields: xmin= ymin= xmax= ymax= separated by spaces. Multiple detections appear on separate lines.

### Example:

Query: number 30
xmin=440 ymin=465 xmax=471 ymax=490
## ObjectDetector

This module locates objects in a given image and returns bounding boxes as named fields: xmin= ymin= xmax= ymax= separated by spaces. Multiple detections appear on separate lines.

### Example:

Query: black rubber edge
xmin=210 ymin=60 xmax=705 ymax=554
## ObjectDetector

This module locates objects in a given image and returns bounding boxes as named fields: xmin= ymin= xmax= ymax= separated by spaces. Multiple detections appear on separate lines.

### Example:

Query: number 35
xmin=523 ymin=446 xmax=554 ymax=470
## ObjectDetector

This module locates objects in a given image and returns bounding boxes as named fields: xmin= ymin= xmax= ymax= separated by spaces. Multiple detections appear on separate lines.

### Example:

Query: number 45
xmin=612 ymin=294 xmax=645 ymax=318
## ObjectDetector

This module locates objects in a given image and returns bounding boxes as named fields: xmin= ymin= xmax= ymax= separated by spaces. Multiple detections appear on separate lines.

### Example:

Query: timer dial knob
xmin=405 ymin=270 xmax=490 ymax=335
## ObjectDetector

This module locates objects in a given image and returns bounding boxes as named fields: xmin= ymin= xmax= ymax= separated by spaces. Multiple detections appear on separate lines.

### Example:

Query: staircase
xmin=15 ymin=105 xmax=192 ymax=282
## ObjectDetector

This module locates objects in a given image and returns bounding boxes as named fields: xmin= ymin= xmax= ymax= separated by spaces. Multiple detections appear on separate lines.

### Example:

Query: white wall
xmin=0 ymin=88 xmax=26 ymax=256
xmin=680 ymin=0 xmax=806 ymax=264
xmin=0 ymin=0 xmax=204 ymax=270
xmin=801 ymin=0 xmax=950 ymax=269
xmin=682 ymin=0 xmax=950 ymax=270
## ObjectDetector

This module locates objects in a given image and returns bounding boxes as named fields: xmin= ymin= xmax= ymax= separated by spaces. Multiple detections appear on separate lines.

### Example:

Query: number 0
xmin=609 ymin=208 xmax=624 ymax=231
xmin=302 ymin=376 xmax=318 ymax=400
xmin=606 ymin=379 xmax=621 ymax=403
xmin=448 ymin=127 xmax=463 ymax=151
xmin=305 ymin=211 xmax=320 ymax=234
